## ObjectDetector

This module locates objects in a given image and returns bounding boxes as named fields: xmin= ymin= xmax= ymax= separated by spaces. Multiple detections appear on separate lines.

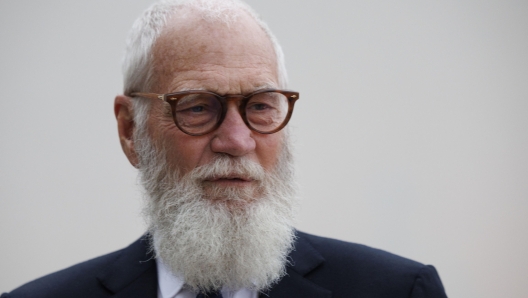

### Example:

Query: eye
xmin=189 ymin=105 xmax=206 ymax=113
xmin=175 ymin=94 xmax=219 ymax=114
xmin=176 ymin=104 xmax=210 ymax=114
xmin=248 ymin=103 xmax=270 ymax=111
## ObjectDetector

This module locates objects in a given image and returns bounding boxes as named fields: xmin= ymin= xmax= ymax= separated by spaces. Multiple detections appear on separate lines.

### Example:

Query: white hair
xmin=122 ymin=0 xmax=288 ymax=97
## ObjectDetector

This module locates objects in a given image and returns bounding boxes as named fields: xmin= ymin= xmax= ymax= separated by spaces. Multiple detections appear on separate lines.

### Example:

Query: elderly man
xmin=2 ymin=0 xmax=447 ymax=297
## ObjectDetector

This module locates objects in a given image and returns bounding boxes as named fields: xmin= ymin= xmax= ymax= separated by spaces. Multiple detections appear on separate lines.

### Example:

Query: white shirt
xmin=156 ymin=258 xmax=258 ymax=298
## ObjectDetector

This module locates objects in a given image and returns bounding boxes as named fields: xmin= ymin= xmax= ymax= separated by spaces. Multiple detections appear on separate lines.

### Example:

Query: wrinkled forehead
xmin=149 ymin=7 xmax=278 ymax=92
xmin=156 ymin=8 xmax=268 ymax=56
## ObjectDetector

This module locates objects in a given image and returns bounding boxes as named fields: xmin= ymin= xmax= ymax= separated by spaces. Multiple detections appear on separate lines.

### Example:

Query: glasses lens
xmin=246 ymin=92 xmax=289 ymax=132
xmin=174 ymin=93 xmax=222 ymax=134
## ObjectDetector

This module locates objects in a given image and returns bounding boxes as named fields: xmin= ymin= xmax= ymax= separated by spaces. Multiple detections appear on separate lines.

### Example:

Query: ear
xmin=115 ymin=95 xmax=139 ymax=168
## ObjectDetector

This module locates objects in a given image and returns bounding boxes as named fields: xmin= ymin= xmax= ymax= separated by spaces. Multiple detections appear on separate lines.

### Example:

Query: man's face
xmin=119 ymin=10 xmax=298 ymax=292
xmin=144 ymin=12 xmax=283 ymax=200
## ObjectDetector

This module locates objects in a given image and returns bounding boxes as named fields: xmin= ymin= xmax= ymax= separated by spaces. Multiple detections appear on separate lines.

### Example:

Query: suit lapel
xmin=97 ymin=236 xmax=158 ymax=298
xmin=261 ymin=232 xmax=332 ymax=298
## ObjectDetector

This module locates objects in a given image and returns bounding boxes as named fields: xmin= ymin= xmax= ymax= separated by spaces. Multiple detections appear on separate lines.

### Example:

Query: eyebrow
xmin=254 ymin=82 xmax=278 ymax=91
xmin=175 ymin=83 xmax=279 ymax=95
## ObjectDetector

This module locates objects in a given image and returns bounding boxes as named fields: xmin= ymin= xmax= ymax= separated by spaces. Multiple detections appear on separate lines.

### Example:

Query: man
xmin=2 ymin=0 xmax=447 ymax=297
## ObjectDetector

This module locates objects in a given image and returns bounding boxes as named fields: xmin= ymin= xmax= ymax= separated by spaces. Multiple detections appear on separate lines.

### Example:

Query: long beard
xmin=135 ymin=128 xmax=298 ymax=293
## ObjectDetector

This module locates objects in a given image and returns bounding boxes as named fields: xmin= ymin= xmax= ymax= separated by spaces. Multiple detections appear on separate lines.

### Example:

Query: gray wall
xmin=1 ymin=1 xmax=527 ymax=297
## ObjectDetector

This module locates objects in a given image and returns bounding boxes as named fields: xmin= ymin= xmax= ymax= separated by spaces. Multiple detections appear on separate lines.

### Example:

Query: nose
xmin=210 ymin=103 xmax=256 ymax=157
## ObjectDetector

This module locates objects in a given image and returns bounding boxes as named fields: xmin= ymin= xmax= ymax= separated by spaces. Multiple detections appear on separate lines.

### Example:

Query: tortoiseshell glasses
xmin=131 ymin=89 xmax=299 ymax=136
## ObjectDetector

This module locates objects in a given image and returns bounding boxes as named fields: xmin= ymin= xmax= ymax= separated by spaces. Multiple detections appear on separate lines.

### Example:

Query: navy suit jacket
xmin=2 ymin=231 xmax=447 ymax=297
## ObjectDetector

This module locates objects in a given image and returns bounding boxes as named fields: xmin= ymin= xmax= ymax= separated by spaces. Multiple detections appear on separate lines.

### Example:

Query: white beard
xmin=135 ymin=127 xmax=298 ymax=293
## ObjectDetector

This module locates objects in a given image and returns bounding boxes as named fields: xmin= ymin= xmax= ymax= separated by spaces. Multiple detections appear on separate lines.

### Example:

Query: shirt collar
xmin=156 ymin=258 xmax=185 ymax=298
xmin=155 ymin=258 xmax=258 ymax=298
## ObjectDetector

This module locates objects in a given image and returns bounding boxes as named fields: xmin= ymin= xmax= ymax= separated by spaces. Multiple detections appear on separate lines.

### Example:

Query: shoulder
xmin=2 ymin=249 xmax=124 ymax=298
xmin=298 ymin=231 xmax=423 ymax=271
xmin=293 ymin=231 xmax=447 ymax=298
xmin=2 ymin=236 xmax=156 ymax=298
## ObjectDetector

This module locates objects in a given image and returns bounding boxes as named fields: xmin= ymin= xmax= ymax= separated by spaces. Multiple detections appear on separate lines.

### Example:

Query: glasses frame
xmin=130 ymin=89 xmax=299 ymax=136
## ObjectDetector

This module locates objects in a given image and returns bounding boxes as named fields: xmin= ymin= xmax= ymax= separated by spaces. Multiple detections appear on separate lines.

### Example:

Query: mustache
xmin=187 ymin=155 xmax=266 ymax=182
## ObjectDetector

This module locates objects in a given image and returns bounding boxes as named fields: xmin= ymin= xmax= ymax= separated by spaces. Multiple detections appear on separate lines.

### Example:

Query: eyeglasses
xmin=131 ymin=89 xmax=299 ymax=136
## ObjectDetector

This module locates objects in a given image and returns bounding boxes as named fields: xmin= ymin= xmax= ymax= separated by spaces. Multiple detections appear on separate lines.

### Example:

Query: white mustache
xmin=188 ymin=155 xmax=266 ymax=183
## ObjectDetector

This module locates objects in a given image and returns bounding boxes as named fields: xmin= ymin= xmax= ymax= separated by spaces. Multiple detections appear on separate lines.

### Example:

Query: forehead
xmin=150 ymin=9 xmax=278 ymax=94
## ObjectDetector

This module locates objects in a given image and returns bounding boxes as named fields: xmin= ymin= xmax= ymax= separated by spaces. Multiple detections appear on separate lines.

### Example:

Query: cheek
xmin=169 ymin=137 xmax=212 ymax=174
xmin=255 ymin=132 xmax=284 ymax=171
xmin=145 ymin=104 xmax=211 ymax=174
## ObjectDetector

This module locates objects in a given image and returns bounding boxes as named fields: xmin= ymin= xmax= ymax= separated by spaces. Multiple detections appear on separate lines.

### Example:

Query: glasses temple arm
xmin=130 ymin=92 xmax=164 ymax=101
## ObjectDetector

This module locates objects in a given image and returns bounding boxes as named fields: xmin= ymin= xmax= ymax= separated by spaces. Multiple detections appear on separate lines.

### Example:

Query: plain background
xmin=1 ymin=1 xmax=527 ymax=297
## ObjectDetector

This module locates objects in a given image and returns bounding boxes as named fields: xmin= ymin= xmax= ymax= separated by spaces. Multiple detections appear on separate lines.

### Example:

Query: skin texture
xmin=115 ymin=10 xmax=283 ymax=193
